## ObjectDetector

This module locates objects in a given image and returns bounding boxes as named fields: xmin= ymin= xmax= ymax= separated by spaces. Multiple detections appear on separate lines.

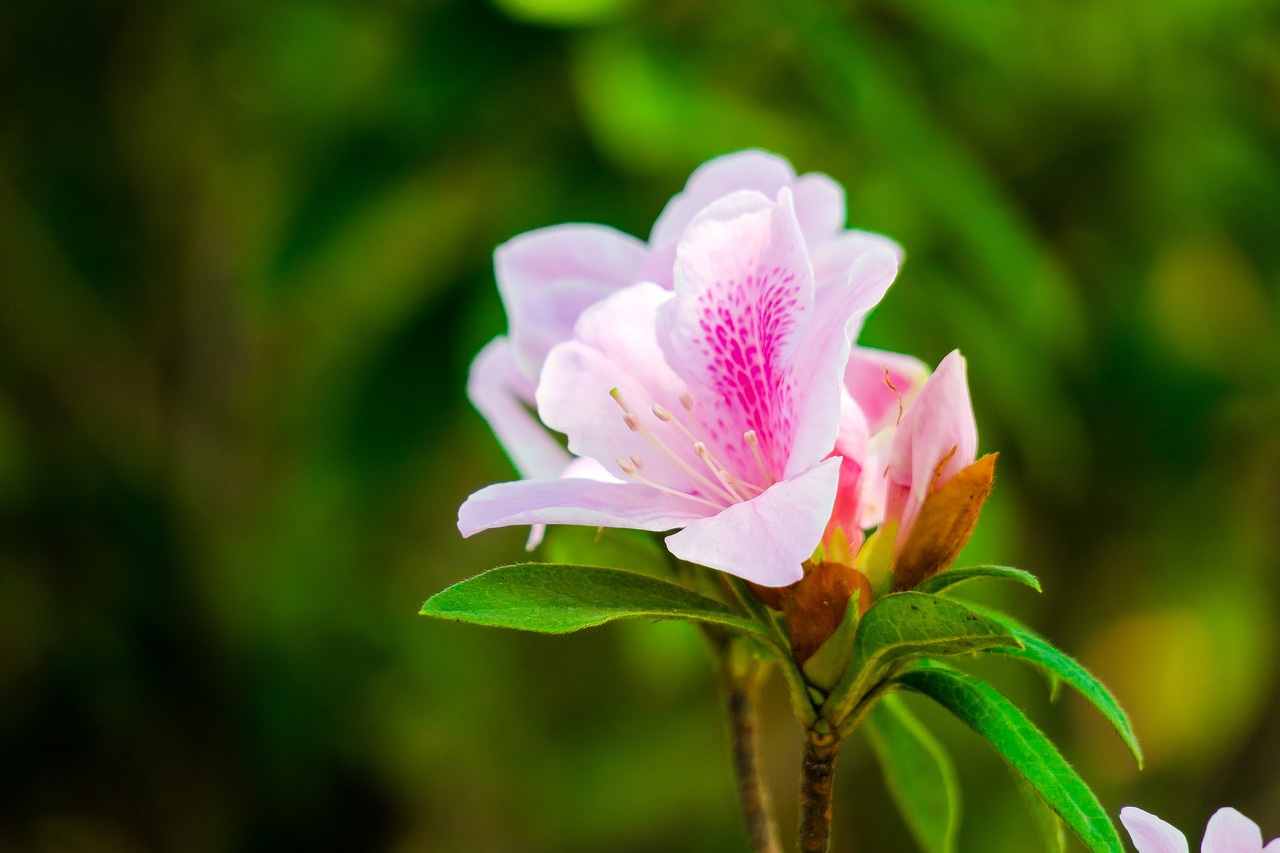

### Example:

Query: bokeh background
xmin=3 ymin=0 xmax=1279 ymax=850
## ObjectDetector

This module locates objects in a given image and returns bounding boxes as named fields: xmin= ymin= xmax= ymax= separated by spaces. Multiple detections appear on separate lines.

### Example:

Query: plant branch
xmin=718 ymin=657 xmax=783 ymax=853
xmin=797 ymin=728 xmax=843 ymax=853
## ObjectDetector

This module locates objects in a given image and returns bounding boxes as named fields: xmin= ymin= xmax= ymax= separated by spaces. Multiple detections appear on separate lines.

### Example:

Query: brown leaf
xmin=892 ymin=453 xmax=998 ymax=592
xmin=783 ymin=562 xmax=873 ymax=664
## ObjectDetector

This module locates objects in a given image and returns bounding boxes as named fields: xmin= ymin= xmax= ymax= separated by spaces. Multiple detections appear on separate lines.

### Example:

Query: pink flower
xmin=468 ymin=150 xmax=908 ymax=481
xmin=459 ymin=189 xmax=899 ymax=586
xmin=1120 ymin=806 xmax=1280 ymax=853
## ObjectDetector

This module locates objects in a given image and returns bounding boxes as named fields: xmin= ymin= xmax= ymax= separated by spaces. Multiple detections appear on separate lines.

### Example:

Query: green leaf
xmin=421 ymin=563 xmax=767 ymax=637
xmin=896 ymin=663 xmax=1124 ymax=853
xmin=541 ymin=526 xmax=670 ymax=578
xmin=915 ymin=564 xmax=1042 ymax=596
xmin=801 ymin=588 xmax=862 ymax=690
xmin=865 ymin=694 xmax=960 ymax=853
xmin=971 ymin=606 xmax=1143 ymax=769
xmin=1014 ymin=774 xmax=1068 ymax=853
xmin=822 ymin=592 xmax=1021 ymax=728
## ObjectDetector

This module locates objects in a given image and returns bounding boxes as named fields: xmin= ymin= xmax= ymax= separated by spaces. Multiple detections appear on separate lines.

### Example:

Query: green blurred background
xmin=2 ymin=0 xmax=1279 ymax=850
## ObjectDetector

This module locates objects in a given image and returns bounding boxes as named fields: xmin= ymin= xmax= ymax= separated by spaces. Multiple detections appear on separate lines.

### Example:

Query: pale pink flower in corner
xmin=467 ymin=150 xmax=908 ymax=483
xmin=1120 ymin=806 xmax=1280 ymax=853
xmin=458 ymin=189 xmax=900 ymax=586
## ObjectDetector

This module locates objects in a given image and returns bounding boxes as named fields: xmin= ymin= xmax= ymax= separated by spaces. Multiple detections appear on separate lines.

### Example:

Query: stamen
xmin=608 ymin=389 xmax=735 ymax=504
xmin=630 ymin=453 xmax=644 ymax=470
xmin=744 ymin=430 xmax=775 ymax=486
xmin=652 ymin=404 xmax=673 ymax=422
xmin=883 ymin=367 xmax=905 ymax=425
xmin=695 ymin=442 xmax=745 ymax=501
xmin=651 ymin=401 xmax=735 ymax=480
xmin=618 ymin=466 xmax=724 ymax=511
xmin=679 ymin=392 xmax=695 ymax=411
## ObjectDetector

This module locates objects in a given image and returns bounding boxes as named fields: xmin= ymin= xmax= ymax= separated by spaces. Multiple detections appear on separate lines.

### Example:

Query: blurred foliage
xmin=1 ymin=0 xmax=1279 ymax=850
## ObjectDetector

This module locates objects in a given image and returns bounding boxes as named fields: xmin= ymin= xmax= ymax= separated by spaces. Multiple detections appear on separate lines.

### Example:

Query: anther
xmin=652 ymin=404 xmax=672 ymax=422
xmin=623 ymin=413 xmax=640 ymax=432
xmin=679 ymin=392 xmax=695 ymax=411
xmin=617 ymin=457 xmax=636 ymax=475
xmin=744 ymin=429 xmax=775 ymax=486
xmin=630 ymin=453 xmax=644 ymax=470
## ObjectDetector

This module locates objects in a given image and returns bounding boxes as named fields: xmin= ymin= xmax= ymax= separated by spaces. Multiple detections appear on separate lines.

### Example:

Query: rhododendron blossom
xmin=459 ymin=188 xmax=899 ymax=586
xmin=1121 ymin=806 xmax=1280 ymax=853
xmin=468 ymin=150 xmax=914 ymax=483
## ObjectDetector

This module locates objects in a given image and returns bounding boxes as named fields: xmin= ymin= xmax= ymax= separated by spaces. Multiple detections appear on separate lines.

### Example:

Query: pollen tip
xmin=630 ymin=453 xmax=644 ymax=470
xmin=679 ymin=392 xmax=694 ymax=411
xmin=616 ymin=457 xmax=636 ymax=475
xmin=693 ymin=441 xmax=708 ymax=457
xmin=623 ymin=413 xmax=640 ymax=432
xmin=744 ymin=429 xmax=759 ymax=447
xmin=651 ymin=404 xmax=671 ymax=421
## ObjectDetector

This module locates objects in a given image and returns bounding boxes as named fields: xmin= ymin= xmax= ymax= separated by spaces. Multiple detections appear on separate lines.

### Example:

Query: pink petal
xmin=783 ymin=247 xmax=900 ymax=479
xmin=658 ymin=189 xmax=814 ymax=483
xmin=665 ymin=457 xmax=842 ymax=586
xmin=1119 ymin=807 xmax=1190 ymax=853
xmin=810 ymin=228 xmax=905 ymax=294
xmin=1203 ymin=808 xmax=1265 ymax=853
xmin=1262 ymin=840 xmax=1280 ymax=852
xmin=537 ymin=283 xmax=706 ymax=491
xmin=844 ymin=346 xmax=931 ymax=436
xmin=495 ymin=223 xmax=648 ymax=377
xmin=458 ymin=477 xmax=712 ymax=538
xmin=649 ymin=150 xmax=798 ymax=248
xmin=523 ymin=457 xmax=622 ymax=551
xmin=886 ymin=350 xmax=977 ymax=550
xmin=790 ymin=171 xmax=847 ymax=244
xmin=467 ymin=337 xmax=572 ymax=480
xmin=823 ymin=394 xmax=870 ymax=552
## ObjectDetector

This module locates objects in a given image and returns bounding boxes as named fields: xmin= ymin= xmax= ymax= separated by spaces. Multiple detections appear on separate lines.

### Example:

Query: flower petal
xmin=1119 ymin=807 xmax=1190 ymax=853
xmin=1203 ymin=808 xmax=1264 ymax=853
xmin=783 ymin=247 xmax=900 ymax=479
xmin=790 ymin=171 xmax=847 ymax=244
xmin=887 ymin=350 xmax=977 ymax=550
xmin=537 ymin=283 xmax=707 ymax=491
xmin=495 ymin=223 xmax=648 ymax=377
xmin=844 ymin=345 xmax=931 ymax=436
xmin=649 ymin=150 xmax=798 ymax=248
xmin=810 ymin=228 xmax=905 ymax=293
xmin=1262 ymin=840 xmax=1280 ymax=852
xmin=665 ymin=457 xmax=842 ymax=587
xmin=467 ymin=337 xmax=572 ymax=480
xmin=659 ymin=189 xmax=814 ymax=483
xmin=458 ymin=477 xmax=712 ymax=538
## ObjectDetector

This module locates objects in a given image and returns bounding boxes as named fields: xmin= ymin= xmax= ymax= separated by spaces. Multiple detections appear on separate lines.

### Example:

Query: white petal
xmin=467 ymin=337 xmax=571 ymax=480
xmin=1203 ymin=808 xmax=1264 ymax=853
xmin=664 ymin=458 xmax=842 ymax=587
xmin=1119 ymin=807 xmax=1190 ymax=853
xmin=458 ymin=477 xmax=711 ymax=538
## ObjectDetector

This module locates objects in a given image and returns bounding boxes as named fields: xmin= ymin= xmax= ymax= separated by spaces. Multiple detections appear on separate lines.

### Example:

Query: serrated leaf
xmin=421 ymin=563 xmax=767 ymax=637
xmin=971 ymin=606 xmax=1143 ymax=768
xmin=823 ymin=592 xmax=1021 ymax=727
xmin=896 ymin=663 xmax=1124 ymax=853
xmin=1015 ymin=774 xmax=1068 ymax=853
xmin=915 ymin=564 xmax=1042 ymax=596
xmin=865 ymin=694 xmax=960 ymax=853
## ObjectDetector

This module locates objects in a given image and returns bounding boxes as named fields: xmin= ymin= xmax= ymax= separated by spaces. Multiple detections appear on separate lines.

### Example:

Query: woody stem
xmin=797 ymin=728 xmax=842 ymax=853
xmin=721 ymin=664 xmax=782 ymax=853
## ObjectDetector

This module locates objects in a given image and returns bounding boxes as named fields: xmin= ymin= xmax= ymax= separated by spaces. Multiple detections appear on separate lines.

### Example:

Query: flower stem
xmin=797 ymin=728 xmax=842 ymax=853
xmin=720 ymin=664 xmax=782 ymax=853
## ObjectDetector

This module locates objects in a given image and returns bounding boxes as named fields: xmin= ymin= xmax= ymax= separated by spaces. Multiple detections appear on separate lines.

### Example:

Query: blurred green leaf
xmin=421 ymin=563 xmax=767 ymax=637
xmin=915 ymin=564 xmax=1042 ymax=596
xmin=865 ymin=694 xmax=960 ymax=853
xmin=541 ymin=527 xmax=670 ymax=578
xmin=1014 ymin=774 xmax=1068 ymax=853
xmin=823 ymin=593 xmax=1020 ymax=730
xmin=972 ymin=606 xmax=1143 ymax=768
xmin=896 ymin=662 xmax=1124 ymax=853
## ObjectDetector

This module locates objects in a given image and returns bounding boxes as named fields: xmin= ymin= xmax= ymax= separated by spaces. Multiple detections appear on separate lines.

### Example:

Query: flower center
xmin=608 ymin=388 xmax=768 ymax=510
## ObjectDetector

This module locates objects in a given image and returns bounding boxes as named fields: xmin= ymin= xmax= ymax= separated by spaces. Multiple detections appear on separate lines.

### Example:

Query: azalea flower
xmin=459 ymin=188 xmax=899 ymax=586
xmin=468 ymin=150 xmax=915 ymax=482
xmin=1121 ymin=806 xmax=1280 ymax=853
